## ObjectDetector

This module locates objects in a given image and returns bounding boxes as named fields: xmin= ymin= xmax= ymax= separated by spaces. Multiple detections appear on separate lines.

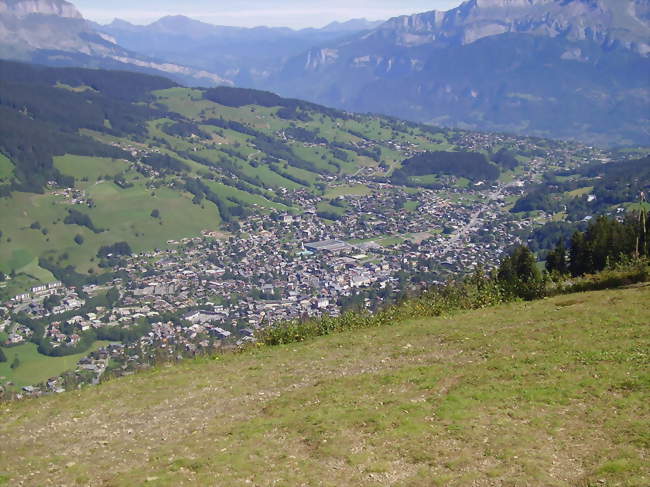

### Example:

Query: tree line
xmin=0 ymin=61 xmax=177 ymax=193
xmin=394 ymin=151 xmax=500 ymax=183
xmin=546 ymin=213 xmax=649 ymax=277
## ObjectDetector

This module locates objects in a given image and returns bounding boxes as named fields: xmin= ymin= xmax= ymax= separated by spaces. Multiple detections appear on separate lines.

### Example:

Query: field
xmin=325 ymin=185 xmax=373 ymax=198
xmin=0 ymin=181 xmax=222 ymax=278
xmin=0 ymin=153 xmax=13 ymax=181
xmin=0 ymin=341 xmax=111 ymax=389
xmin=566 ymin=186 xmax=594 ymax=198
xmin=53 ymin=155 xmax=129 ymax=182
xmin=1 ymin=285 xmax=647 ymax=486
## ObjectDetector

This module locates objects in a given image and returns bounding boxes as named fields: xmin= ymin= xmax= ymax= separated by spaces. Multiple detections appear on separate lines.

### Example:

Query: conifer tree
xmin=498 ymin=245 xmax=545 ymax=300
xmin=546 ymin=239 xmax=568 ymax=275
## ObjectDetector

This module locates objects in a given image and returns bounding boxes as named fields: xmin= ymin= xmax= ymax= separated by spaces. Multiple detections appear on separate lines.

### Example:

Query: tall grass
xmin=257 ymin=274 xmax=507 ymax=346
xmin=257 ymin=262 xmax=649 ymax=347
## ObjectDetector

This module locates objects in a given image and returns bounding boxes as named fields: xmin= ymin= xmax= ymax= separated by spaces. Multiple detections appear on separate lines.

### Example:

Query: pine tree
xmin=558 ymin=238 xmax=569 ymax=275
xmin=570 ymin=231 xmax=590 ymax=277
xmin=498 ymin=245 xmax=545 ymax=300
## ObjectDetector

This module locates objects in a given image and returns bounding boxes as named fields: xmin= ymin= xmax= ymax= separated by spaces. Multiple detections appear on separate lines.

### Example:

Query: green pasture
xmin=0 ymin=153 xmax=13 ymax=181
xmin=0 ymin=341 xmax=111 ymax=390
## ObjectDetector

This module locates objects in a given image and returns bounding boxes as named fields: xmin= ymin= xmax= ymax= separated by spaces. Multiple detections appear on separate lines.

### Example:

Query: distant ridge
xmin=0 ymin=0 xmax=231 ymax=86
xmin=268 ymin=0 xmax=650 ymax=146
xmin=95 ymin=13 xmax=385 ymax=86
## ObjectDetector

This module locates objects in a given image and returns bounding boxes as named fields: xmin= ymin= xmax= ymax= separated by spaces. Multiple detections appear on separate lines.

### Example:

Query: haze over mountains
xmin=93 ymin=16 xmax=384 ymax=87
xmin=270 ymin=0 xmax=650 ymax=145
xmin=0 ymin=0 xmax=231 ymax=86
xmin=0 ymin=0 xmax=648 ymax=145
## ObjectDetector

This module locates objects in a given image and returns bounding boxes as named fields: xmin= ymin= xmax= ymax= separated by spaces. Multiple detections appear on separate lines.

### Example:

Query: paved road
xmin=440 ymin=186 xmax=504 ymax=255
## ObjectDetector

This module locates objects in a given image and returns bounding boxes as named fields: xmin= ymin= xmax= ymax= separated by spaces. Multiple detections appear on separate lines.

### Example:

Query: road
xmin=440 ymin=186 xmax=505 ymax=255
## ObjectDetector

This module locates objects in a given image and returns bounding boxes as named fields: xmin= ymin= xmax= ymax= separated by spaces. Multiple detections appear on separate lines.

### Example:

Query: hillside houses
xmin=3 ymin=134 xmax=597 ymax=397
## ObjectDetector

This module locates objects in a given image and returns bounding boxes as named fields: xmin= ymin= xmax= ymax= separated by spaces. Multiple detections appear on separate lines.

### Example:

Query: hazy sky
xmin=73 ymin=0 xmax=464 ymax=28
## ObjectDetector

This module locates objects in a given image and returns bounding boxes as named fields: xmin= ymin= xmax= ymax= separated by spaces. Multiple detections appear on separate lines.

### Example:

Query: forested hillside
xmin=514 ymin=155 xmax=650 ymax=257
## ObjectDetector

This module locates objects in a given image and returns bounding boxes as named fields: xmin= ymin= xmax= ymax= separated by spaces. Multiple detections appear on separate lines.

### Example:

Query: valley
xmin=0 ymin=1 xmax=648 ymax=485
xmin=2 ymin=0 xmax=648 ymax=145
xmin=2 ymin=60 xmax=648 ymax=393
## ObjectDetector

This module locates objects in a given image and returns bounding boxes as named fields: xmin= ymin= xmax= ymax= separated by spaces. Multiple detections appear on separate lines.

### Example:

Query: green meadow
xmin=0 ymin=153 xmax=13 ymax=181
xmin=0 ymin=341 xmax=111 ymax=389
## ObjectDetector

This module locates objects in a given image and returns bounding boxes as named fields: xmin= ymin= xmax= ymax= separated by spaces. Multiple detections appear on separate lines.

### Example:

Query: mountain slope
xmin=0 ymin=284 xmax=648 ymax=486
xmin=0 ymin=0 xmax=230 ymax=86
xmin=270 ymin=0 xmax=650 ymax=146
xmin=0 ymin=60 xmax=622 ymax=301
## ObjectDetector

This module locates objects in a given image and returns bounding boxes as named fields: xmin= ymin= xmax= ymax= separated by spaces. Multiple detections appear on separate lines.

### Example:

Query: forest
xmin=0 ymin=61 xmax=179 ymax=193
xmin=512 ymin=156 xmax=650 ymax=218
xmin=545 ymin=213 xmax=649 ymax=277
xmin=394 ymin=151 xmax=500 ymax=183
xmin=203 ymin=86 xmax=343 ymax=119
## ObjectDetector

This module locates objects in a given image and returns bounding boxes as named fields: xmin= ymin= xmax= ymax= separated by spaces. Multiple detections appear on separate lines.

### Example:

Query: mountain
xmin=268 ymin=0 xmax=650 ymax=146
xmin=0 ymin=0 xmax=230 ymax=86
xmin=368 ymin=0 xmax=649 ymax=53
xmin=1 ymin=283 xmax=648 ymax=485
xmin=95 ymin=15 xmax=383 ymax=86
xmin=321 ymin=18 xmax=385 ymax=32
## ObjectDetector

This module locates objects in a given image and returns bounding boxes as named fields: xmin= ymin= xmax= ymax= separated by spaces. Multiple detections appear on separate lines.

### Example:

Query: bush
xmin=64 ymin=209 xmax=103 ymax=233
xmin=97 ymin=242 xmax=132 ymax=258
xmin=559 ymin=260 xmax=649 ymax=294
xmin=257 ymin=269 xmax=506 ymax=346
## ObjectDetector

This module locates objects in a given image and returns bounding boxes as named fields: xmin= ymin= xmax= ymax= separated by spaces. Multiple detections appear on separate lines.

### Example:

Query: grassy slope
xmin=0 ymin=285 xmax=648 ymax=486
xmin=0 ymin=183 xmax=221 ymax=276
xmin=0 ymin=153 xmax=13 ymax=181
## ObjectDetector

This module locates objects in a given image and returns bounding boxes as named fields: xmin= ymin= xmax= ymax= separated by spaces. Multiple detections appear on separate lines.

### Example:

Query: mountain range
xmin=268 ymin=0 xmax=650 ymax=146
xmin=0 ymin=0 xmax=648 ymax=146
xmin=0 ymin=0 xmax=382 ymax=87
xmin=93 ymin=16 xmax=384 ymax=86
xmin=0 ymin=0 xmax=231 ymax=86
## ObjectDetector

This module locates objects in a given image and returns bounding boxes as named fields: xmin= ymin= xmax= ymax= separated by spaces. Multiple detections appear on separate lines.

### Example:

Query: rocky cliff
xmin=270 ymin=0 xmax=650 ymax=145
xmin=0 ymin=0 xmax=81 ymax=19
xmin=365 ymin=0 xmax=650 ymax=54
